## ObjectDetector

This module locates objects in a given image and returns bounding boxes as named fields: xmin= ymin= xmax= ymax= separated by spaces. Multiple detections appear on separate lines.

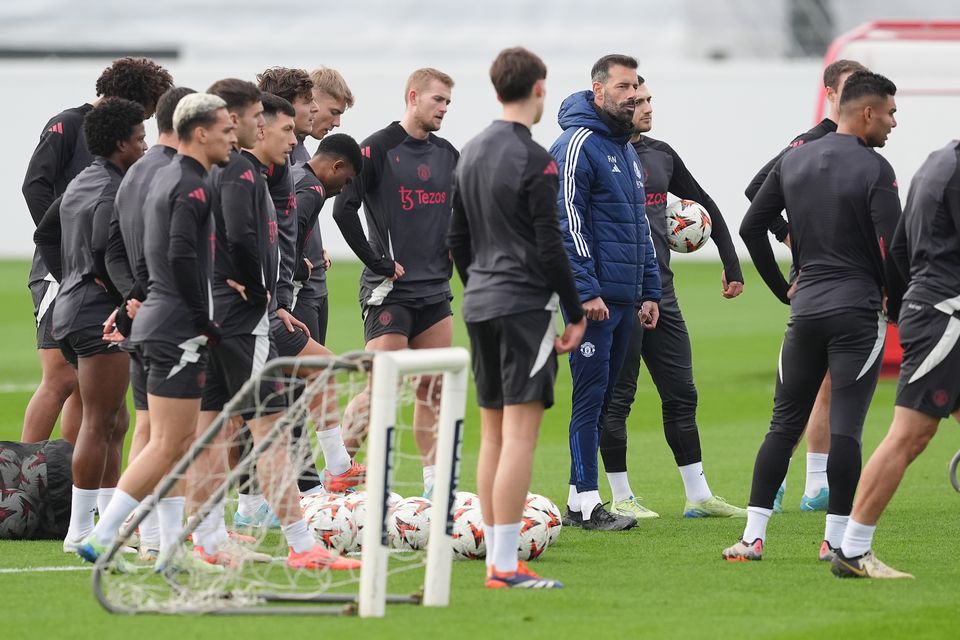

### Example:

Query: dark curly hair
xmin=256 ymin=67 xmax=313 ymax=104
xmin=84 ymin=97 xmax=145 ymax=157
xmin=95 ymin=57 xmax=173 ymax=115
xmin=315 ymin=133 xmax=362 ymax=175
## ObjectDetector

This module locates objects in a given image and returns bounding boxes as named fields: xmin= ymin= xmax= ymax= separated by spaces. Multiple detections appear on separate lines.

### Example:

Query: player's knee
xmin=661 ymin=391 xmax=697 ymax=423
xmin=41 ymin=368 xmax=77 ymax=400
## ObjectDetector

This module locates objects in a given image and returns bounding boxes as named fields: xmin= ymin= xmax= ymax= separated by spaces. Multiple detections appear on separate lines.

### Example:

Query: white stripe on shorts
xmin=856 ymin=312 xmax=887 ymax=381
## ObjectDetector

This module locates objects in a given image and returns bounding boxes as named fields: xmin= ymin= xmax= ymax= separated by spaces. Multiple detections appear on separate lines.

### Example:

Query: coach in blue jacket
xmin=551 ymin=54 xmax=661 ymax=531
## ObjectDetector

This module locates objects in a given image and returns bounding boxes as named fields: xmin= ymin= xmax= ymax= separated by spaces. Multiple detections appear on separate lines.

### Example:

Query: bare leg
xmin=72 ymin=353 xmax=129 ymax=490
xmin=850 ymin=406 xmax=940 ymax=526
xmin=116 ymin=395 xmax=201 ymax=500
xmin=477 ymin=408 xmax=503 ymax=529
xmin=409 ymin=317 xmax=453 ymax=466
xmin=127 ymin=410 xmax=151 ymax=463
xmin=247 ymin=413 xmax=300 ymax=525
xmin=805 ymin=372 xmax=832 ymax=454
xmin=492 ymin=403 xmax=544 ymax=524
xmin=21 ymin=348 xmax=78 ymax=442
xmin=101 ymin=404 xmax=130 ymax=488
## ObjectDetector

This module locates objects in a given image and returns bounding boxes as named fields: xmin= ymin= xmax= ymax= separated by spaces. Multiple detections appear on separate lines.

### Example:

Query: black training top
xmin=740 ymin=132 xmax=905 ymax=319
xmin=108 ymin=144 xmax=177 ymax=300
xmin=266 ymin=159 xmax=298 ymax=312
xmin=23 ymin=104 xmax=95 ymax=287
xmin=892 ymin=141 xmax=960 ymax=305
xmin=291 ymin=163 xmax=329 ymax=299
xmin=745 ymin=118 xmax=838 ymax=241
xmin=448 ymin=120 xmax=583 ymax=324
xmin=332 ymin=121 xmax=458 ymax=307
xmin=130 ymin=155 xmax=213 ymax=345
xmin=34 ymin=157 xmax=123 ymax=339
xmin=633 ymin=135 xmax=742 ymax=296
xmin=209 ymin=149 xmax=279 ymax=337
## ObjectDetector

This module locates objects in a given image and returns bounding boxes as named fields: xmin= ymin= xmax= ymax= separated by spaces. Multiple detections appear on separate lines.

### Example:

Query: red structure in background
xmin=816 ymin=20 xmax=960 ymax=377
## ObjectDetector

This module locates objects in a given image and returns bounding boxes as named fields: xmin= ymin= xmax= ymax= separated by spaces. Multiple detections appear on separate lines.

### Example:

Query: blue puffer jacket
xmin=550 ymin=90 xmax=661 ymax=306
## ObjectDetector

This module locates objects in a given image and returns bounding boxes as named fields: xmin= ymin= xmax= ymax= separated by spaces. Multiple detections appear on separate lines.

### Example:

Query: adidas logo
xmin=47 ymin=122 xmax=63 ymax=135
xmin=309 ymin=185 xmax=324 ymax=195
xmin=542 ymin=161 xmax=558 ymax=176
xmin=611 ymin=165 xmax=621 ymax=173
xmin=188 ymin=188 xmax=207 ymax=203
xmin=238 ymin=169 xmax=255 ymax=183
xmin=361 ymin=146 xmax=372 ymax=158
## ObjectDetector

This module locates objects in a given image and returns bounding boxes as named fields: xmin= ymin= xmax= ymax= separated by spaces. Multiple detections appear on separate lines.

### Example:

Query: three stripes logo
xmin=309 ymin=185 xmax=324 ymax=195
xmin=542 ymin=160 xmax=558 ymax=176
xmin=238 ymin=169 xmax=255 ymax=183
xmin=361 ymin=146 xmax=372 ymax=159
xmin=188 ymin=188 xmax=207 ymax=204
xmin=47 ymin=122 xmax=63 ymax=135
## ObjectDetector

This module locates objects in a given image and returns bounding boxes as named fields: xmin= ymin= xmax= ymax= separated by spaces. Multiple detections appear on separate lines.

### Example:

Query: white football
xmin=388 ymin=497 xmax=431 ymax=550
xmin=525 ymin=494 xmax=562 ymax=546
xmin=453 ymin=491 xmax=480 ymax=511
xmin=517 ymin=511 xmax=550 ymax=560
xmin=665 ymin=199 xmax=712 ymax=253
xmin=451 ymin=506 xmax=485 ymax=560
xmin=341 ymin=492 xmax=368 ymax=551
xmin=306 ymin=496 xmax=357 ymax=552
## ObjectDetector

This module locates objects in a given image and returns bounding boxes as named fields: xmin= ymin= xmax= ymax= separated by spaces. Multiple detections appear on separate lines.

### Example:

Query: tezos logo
xmin=580 ymin=341 xmax=596 ymax=358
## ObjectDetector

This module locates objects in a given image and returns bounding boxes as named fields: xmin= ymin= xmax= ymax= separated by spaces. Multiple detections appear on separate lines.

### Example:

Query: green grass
xmin=1 ymin=258 xmax=958 ymax=639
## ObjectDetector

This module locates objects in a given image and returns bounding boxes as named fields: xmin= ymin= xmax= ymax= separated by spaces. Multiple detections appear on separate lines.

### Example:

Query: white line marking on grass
xmin=0 ymin=565 xmax=90 ymax=574
xmin=0 ymin=383 xmax=38 ymax=393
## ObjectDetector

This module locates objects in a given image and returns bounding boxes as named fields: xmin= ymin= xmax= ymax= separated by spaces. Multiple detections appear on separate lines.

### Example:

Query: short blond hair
xmin=310 ymin=66 xmax=354 ymax=109
xmin=404 ymin=68 xmax=454 ymax=103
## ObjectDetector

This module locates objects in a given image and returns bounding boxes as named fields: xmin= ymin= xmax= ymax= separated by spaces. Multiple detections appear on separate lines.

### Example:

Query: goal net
xmin=90 ymin=348 xmax=469 ymax=617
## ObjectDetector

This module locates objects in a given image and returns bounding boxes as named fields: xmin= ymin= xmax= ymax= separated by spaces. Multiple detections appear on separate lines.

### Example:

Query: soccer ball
xmin=525 ymin=494 xmax=562 ymax=546
xmin=451 ymin=506 xmax=485 ymax=560
xmin=388 ymin=497 xmax=432 ymax=550
xmin=342 ymin=492 xmax=368 ymax=551
xmin=517 ymin=511 xmax=550 ymax=560
xmin=665 ymin=199 xmax=712 ymax=253
xmin=0 ymin=489 xmax=38 ymax=539
xmin=306 ymin=496 xmax=357 ymax=552
xmin=454 ymin=491 xmax=479 ymax=511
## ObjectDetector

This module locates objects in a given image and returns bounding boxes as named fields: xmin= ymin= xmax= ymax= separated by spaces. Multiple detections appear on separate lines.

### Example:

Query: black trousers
xmin=748 ymin=309 xmax=886 ymax=516
xmin=600 ymin=294 xmax=702 ymax=471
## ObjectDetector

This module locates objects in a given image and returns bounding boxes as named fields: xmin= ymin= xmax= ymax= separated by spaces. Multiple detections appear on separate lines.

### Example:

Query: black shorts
xmin=57 ymin=324 xmax=122 ymax=367
xmin=201 ymin=334 xmax=287 ymax=417
xmin=466 ymin=309 xmax=558 ymax=410
xmin=896 ymin=301 xmax=960 ymax=418
xmin=363 ymin=299 xmax=452 ymax=343
xmin=31 ymin=279 xmax=60 ymax=350
xmin=270 ymin=314 xmax=310 ymax=358
xmin=129 ymin=348 xmax=148 ymax=411
xmin=140 ymin=337 xmax=209 ymax=400
xmin=292 ymin=295 xmax=328 ymax=346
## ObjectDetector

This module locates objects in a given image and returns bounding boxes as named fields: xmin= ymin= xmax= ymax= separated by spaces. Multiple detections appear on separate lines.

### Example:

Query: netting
xmin=92 ymin=349 xmax=468 ymax=616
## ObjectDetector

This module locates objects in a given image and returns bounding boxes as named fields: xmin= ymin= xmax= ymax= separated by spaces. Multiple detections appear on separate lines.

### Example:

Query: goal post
xmin=91 ymin=347 xmax=470 ymax=617
xmin=359 ymin=347 xmax=469 ymax=617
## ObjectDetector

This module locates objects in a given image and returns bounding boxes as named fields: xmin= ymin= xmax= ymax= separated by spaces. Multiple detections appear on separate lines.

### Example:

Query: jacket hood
xmin=557 ymin=90 xmax=632 ymax=143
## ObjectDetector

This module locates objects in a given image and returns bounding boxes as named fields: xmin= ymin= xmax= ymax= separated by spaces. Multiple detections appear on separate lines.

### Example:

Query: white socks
xmin=66 ymin=486 xmax=99 ymax=542
xmin=606 ymin=472 xmax=633 ymax=503
xmin=482 ymin=523 xmax=496 ymax=569
xmin=578 ymin=490 xmax=601 ymax=520
xmin=97 ymin=487 xmax=115 ymax=517
xmin=840 ymin=518 xmax=876 ymax=558
xmin=492 ymin=523 xmax=521 ymax=574
xmin=237 ymin=493 xmax=264 ymax=518
xmin=317 ymin=425 xmax=351 ymax=476
xmin=743 ymin=506 xmax=773 ymax=543
xmin=282 ymin=519 xmax=314 ymax=553
xmin=805 ymin=453 xmax=829 ymax=498
xmin=157 ymin=496 xmax=185 ymax=557
xmin=137 ymin=497 xmax=161 ymax=548
xmin=422 ymin=465 xmax=436 ymax=496
xmin=678 ymin=462 xmax=713 ymax=503
xmin=566 ymin=485 xmax=579 ymax=511
xmin=193 ymin=500 xmax=227 ymax=553
xmin=92 ymin=489 xmax=140 ymax=546
xmin=823 ymin=514 xmax=849 ymax=548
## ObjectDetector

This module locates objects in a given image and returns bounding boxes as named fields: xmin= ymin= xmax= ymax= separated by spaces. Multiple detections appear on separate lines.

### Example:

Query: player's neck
xmin=157 ymin=132 xmax=178 ymax=149
xmin=500 ymin=103 xmax=536 ymax=129
xmin=179 ymin=145 xmax=213 ymax=171
xmin=399 ymin=114 xmax=430 ymax=140
xmin=247 ymin=146 xmax=272 ymax=168
xmin=836 ymin=120 xmax=868 ymax=145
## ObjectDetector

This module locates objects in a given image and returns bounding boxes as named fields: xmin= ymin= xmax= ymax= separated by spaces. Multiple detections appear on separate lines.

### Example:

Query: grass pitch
xmin=0 ymin=259 xmax=957 ymax=639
